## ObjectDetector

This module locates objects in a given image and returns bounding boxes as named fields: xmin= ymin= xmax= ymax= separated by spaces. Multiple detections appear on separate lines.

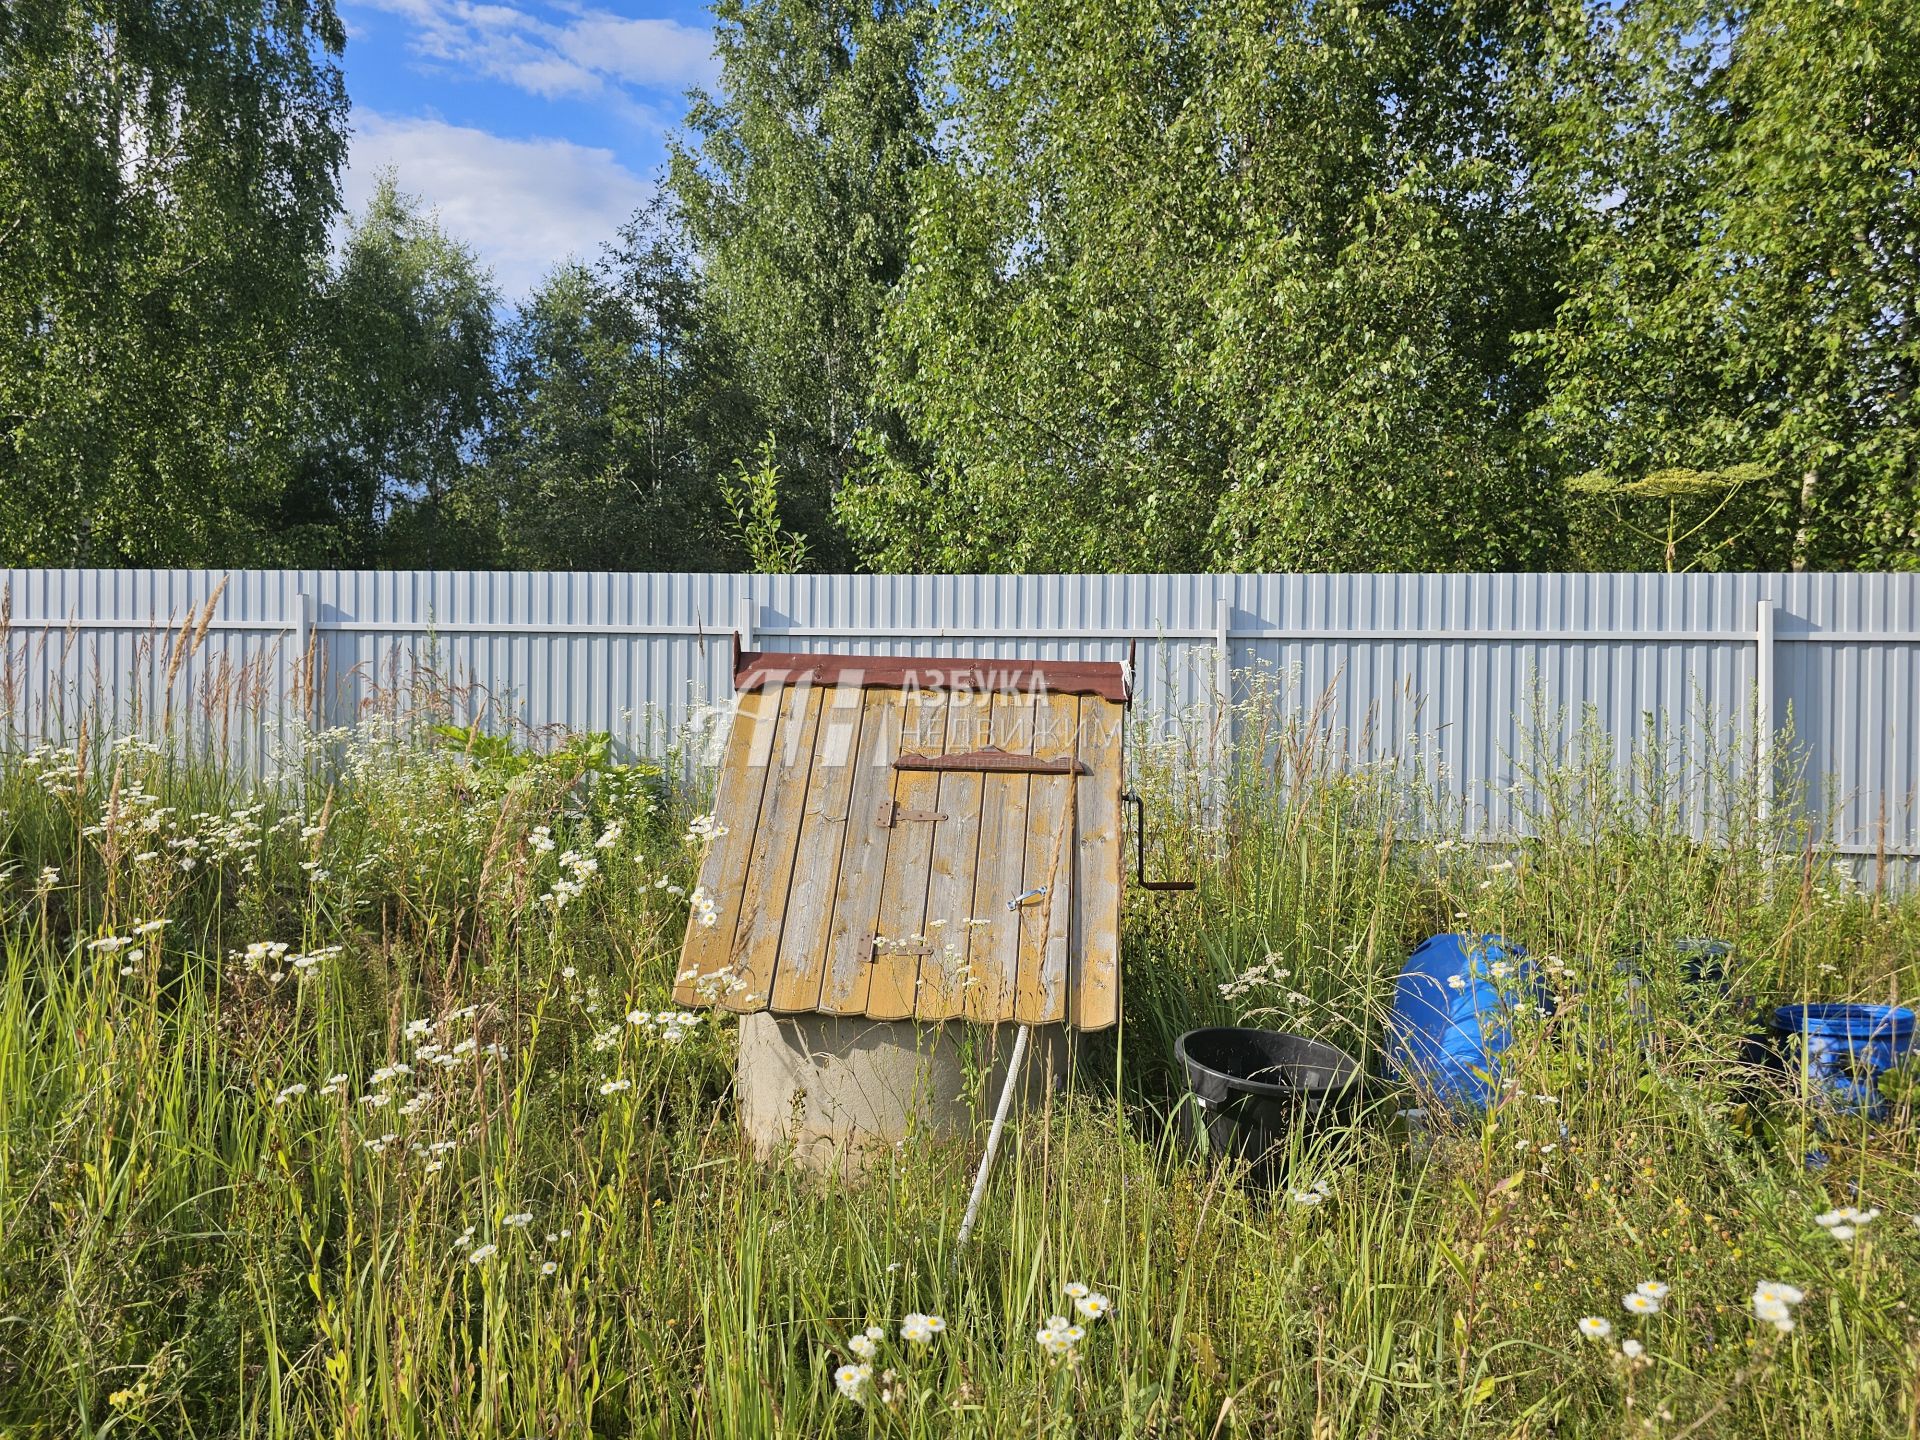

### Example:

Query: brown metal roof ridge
xmin=731 ymin=641 xmax=1130 ymax=704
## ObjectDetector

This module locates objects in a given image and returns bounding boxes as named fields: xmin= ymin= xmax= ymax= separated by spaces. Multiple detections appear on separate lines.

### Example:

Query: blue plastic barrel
xmin=1387 ymin=933 xmax=1540 ymax=1108
xmin=1774 ymin=1003 xmax=1916 ymax=1115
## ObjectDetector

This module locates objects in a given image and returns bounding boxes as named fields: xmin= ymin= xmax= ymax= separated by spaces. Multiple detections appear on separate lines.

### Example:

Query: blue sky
xmin=338 ymin=0 xmax=719 ymax=299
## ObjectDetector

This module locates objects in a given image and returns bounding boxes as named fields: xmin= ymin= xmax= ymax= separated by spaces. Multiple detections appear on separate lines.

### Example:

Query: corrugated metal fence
xmin=3 ymin=570 xmax=1916 ymax=871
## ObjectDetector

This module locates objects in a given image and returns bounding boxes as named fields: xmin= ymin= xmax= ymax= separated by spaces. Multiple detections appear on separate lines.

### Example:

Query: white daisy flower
xmin=1073 ymin=1293 xmax=1112 ymax=1322
xmin=833 ymin=1362 xmax=870 ymax=1403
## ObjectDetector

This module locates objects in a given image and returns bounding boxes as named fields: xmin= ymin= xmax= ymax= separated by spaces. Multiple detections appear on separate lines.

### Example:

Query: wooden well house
xmin=674 ymin=644 xmax=1128 ymax=1029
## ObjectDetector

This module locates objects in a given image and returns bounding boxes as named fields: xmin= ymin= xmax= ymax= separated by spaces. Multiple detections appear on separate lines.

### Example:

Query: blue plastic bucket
xmin=1774 ymin=1003 xmax=1916 ymax=1115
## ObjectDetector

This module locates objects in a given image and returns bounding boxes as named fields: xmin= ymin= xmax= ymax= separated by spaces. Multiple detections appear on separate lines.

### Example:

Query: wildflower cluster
xmin=1035 ymin=1282 xmax=1112 ymax=1363
xmin=539 ymin=848 xmax=600 ymax=912
xmin=833 ymin=1312 xmax=947 ymax=1407
xmin=1218 ymin=951 xmax=1292 ymax=1002
xmin=1583 ymin=1274 xmax=1819 ymax=1353
xmin=1815 ymin=1206 xmax=1878 ymax=1243
xmin=627 ymin=1008 xmax=703 ymax=1044
xmin=1288 ymin=1177 xmax=1334 ymax=1207
xmin=233 ymin=939 xmax=343 ymax=983
xmin=1621 ymin=1279 xmax=1668 ymax=1317
xmin=86 ymin=918 xmax=167 ymax=976
xmin=1751 ymin=1281 xmax=1805 ymax=1334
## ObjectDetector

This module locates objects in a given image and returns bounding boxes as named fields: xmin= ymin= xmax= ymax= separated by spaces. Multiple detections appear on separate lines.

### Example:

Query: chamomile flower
xmin=1815 ymin=1206 xmax=1877 ymax=1243
xmin=1073 ymin=1292 xmax=1112 ymax=1322
xmin=467 ymin=1244 xmax=497 ymax=1264
xmin=899 ymin=1312 xmax=943 ymax=1345
xmin=1634 ymin=1281 xmax=1670 ymax=1302
xmin=1062 ymin=1282 xmax=1090 ymax=1300
xmin=1622 ymin=1292 xmax=1661 ymax=1316
xmin=1578 ymin=1316 xmax=1612 ymax=1340
xmin=1751 ymin=1281 xmax=1805 ymax=1334
xmin=848 ymin=1333 xmax=878 ymax=1361
xmin=1619 ymin=1338 xmax=1645 ymax=1359
xmin=833 ymin=1362 xmax=871 ymax=1403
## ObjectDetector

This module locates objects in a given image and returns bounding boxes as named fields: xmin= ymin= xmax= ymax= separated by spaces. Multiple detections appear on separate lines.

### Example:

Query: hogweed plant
xmin=0 ymin=685 xmax=1916 ymax=1437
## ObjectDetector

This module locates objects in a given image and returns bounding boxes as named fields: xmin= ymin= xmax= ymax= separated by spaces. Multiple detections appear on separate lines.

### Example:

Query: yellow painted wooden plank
xmin=909 ymin=688 xmax=992 ymax=1020
xmin=1013 ymin=692 xmax=1080 ymax=1025
xmin=767 ymin=682 xmax=867 ymax=1012
xmin=863 ymin=689 xmax=951 ymax=1020
xmin=722 ymin=683 xmax=826 ymax=1012
xmin=816 ymin=690 xmax=908 ymax=1014
xmin=672 ymin=685 xmax=782 ymax=1007
xmin=961 ymin=692 xmax=1036 ymax=1023
xmin=1069 ymin=695 xmax=1126 ymax=1030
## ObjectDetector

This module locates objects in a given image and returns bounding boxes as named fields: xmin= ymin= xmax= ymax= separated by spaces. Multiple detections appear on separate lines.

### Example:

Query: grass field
xmin=0 ymin=702 xmax=1916 ymax=1438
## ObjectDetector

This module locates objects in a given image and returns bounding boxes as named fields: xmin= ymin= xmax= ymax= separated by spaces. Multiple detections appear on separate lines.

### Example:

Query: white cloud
xmin=361 ymin=0 xmax=718 ymax=101
xmin=554 ymin=14 xmax=718 ymax=88
xmin=343 ymin=112 xmax=655 ymax=298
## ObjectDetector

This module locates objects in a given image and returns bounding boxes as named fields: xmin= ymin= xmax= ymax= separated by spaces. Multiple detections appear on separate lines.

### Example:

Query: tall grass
xmin=0 ymin=692 xmax=1916 ymax=1437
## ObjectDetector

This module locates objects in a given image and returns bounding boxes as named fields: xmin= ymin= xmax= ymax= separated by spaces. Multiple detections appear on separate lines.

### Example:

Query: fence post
xmin=739 ymin=589 xmax=757 ymax=654
xmin=1214 ymin=592 xmax=1232 ymax=820
xmin=1755 ymin=596 xmax=1775 ymax=826
xmin=294 ymin=588 xmax=313 ymax=722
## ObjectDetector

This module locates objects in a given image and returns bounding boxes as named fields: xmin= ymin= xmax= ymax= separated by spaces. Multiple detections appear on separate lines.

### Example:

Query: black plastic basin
xmin=1175 ymin=1027 xmax=1365 ymax=1171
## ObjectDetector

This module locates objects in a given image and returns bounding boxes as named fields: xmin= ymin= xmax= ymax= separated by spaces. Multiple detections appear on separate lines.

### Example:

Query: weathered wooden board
xmin=864 ymin=689 xmax=951 ymax=1020
xmin=962 ymin=691 xmax=1036 ymax=1023
xmin=767 ymin=681 xmax=866 ymax=1012
xmin=724 ymin=683 xmax=825 ymax=1011
xmin=1069 ymin=695 xmax=1125 ymax=1029
xmin=912 ymin=688 xmax=992 ymax=1020
xmin=1014 ymin=691 xmax=1081 ymax=1024
xmin=672 ymin=686 xmax=781 ymax=1006
xmin=816 ymin=689 xmax=907 ymax=1014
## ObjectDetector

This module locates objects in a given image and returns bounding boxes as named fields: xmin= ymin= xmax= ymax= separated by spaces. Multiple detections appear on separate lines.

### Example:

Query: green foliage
xmin=668 ymin=0 xmax=934 ymax=567
xmin=5 ymin=0 xmax=1920 ymax=573
xmin=430 ymin=722 xmax=623 ymax=779
xmin=485 ymin=206 xmax=760 ymax=571
xmin=720 ymin=433 xmax=812 ymax=573
xmin=841 ymin=0 xmax=1568 ymax=572
xmin=0 ymin=0 xmax=348 ymax=565
xmin=293 ymin=175 xmax=502 ymax=566
xmin=1526 ymin=0 xmax=1920 ymax=572
xmin=1565 ymin=463 xmax=1775 ymax=572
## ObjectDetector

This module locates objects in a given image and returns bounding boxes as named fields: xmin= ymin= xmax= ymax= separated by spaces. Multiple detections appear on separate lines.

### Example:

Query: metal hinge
xmin=867 ymin=934 xmax=935 ymax=957
xmin=877 ymin=800 xmax=947 ymax=827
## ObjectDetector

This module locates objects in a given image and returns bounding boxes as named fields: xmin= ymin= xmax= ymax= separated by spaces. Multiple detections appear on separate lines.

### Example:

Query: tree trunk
xmin=1790 ymin=467 xmax=1818 ymax=571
